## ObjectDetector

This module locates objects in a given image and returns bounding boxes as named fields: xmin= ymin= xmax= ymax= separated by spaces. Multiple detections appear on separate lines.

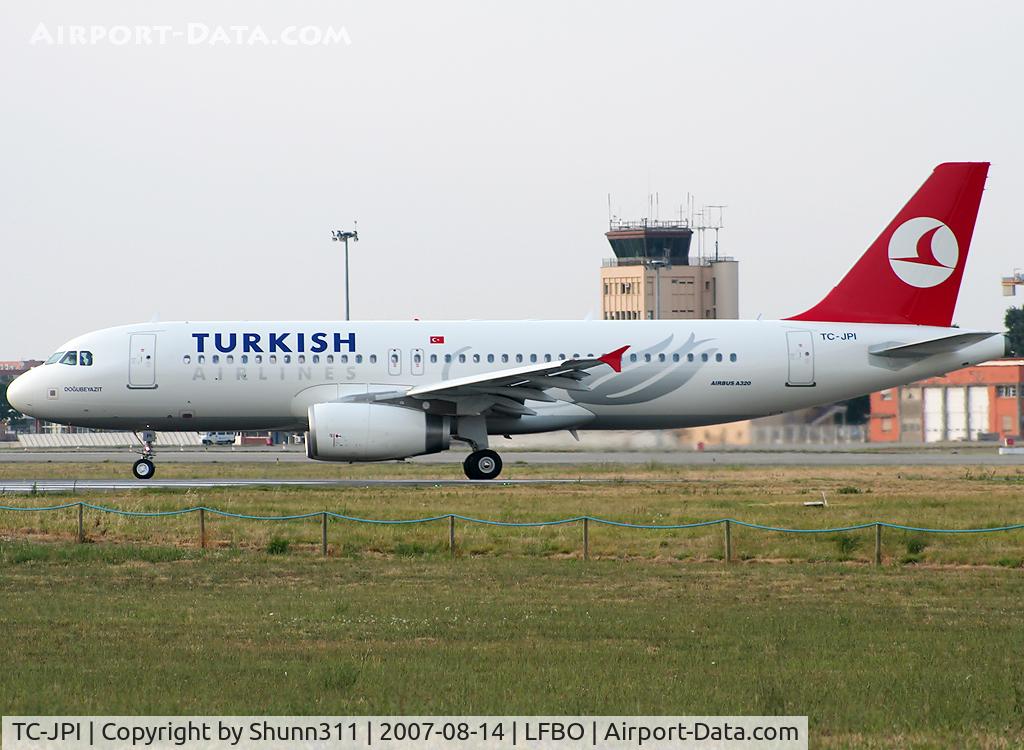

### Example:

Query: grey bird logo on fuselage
xmin=572 ymin=332 xmax=715 ymax=406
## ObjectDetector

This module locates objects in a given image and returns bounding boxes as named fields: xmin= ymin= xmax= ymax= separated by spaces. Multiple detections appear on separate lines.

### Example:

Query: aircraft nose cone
xmin=7 ymin=373 xmax=28 ymax=414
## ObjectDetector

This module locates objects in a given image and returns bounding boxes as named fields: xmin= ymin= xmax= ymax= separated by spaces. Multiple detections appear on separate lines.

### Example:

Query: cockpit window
xmin=59 ymin=351 xmax=78 ymax=366
xmin=45 ymin=351 xmax=66 ymax=365
xmin=79 ymin=351 xmax=93 ymax=366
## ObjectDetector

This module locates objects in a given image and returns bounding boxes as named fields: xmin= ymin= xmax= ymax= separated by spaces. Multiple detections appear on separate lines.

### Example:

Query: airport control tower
xmin=600 ymin=217 xmax=738 ymax=320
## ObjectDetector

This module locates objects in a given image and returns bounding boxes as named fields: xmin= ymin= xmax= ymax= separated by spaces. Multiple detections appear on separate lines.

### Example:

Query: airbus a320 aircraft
xmin=7 ymin=163 xmax=1005 ymax=480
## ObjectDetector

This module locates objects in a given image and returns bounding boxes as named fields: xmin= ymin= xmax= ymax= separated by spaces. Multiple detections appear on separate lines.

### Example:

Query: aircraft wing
xmin=373 ymin=346 xmax=628 ymax=417
xmin=868 ymin=332 xmax=1000 ymax=359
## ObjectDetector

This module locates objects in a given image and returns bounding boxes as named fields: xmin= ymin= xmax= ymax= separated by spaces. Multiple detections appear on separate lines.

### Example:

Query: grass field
xmin=2 ymin=548 xmax=1024 ymax=747
xmin=3 ymin=462 xmax=1024 ymax=747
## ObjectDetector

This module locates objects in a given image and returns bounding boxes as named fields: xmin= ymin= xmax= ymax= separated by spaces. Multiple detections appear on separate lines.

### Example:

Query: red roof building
xmin=869 ymin=359 xmax=1023 ymax=443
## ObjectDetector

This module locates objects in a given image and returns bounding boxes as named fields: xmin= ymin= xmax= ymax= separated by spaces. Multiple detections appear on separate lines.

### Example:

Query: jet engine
xmin=306 ymin=402 xmax=450 ymax=461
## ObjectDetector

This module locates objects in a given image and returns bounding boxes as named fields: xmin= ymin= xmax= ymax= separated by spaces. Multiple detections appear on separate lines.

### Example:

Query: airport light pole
xmin=647 ymin=258 xmax=669 ymax=320
xmin=331 ymin=226 xmax=359 ymax=321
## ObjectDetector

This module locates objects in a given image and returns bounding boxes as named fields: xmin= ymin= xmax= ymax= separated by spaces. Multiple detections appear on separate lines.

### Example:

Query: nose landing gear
xmin=132 ymin=458 xmax=155 ymax=479
xmin=132 ymin=431 xmax=157 ymax=480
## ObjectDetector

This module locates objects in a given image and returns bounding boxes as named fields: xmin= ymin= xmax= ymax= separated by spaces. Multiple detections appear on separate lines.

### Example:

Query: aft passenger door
xmin=128 ymin=333 xmax=157 ymax=389
xmin=785 ymin=331 xmax=815 ymax=387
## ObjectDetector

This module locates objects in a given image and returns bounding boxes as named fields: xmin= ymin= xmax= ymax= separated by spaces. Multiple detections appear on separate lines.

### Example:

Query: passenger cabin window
xmin=298 ymin=355 xmax=306 ymax=364
xmin=226 ymin=355 xmax=234 ymax=364
xmin=355 ymin=355 xmax=363 ymax=364
xmin=729 ymin=353 xmax=737 ymax=362
xmin=629 ymin=354 xmax=638 ymax=363
xmin=198 ymin=355 xmax=206 ymax=364
xmin=459 ymin=354 xmax=466 ymax=363
xmin=473 ymin=354 xmax=481 ymax=363
xmin=369 ymin=355 xmax=377 ymax=364
xmin=429 ymin=354 xmax=437 ymax=364
xmin=183 ymin=355 xmax=191 ymax=365
xmin=283 ymin=355 xmax=292 ymax=364
xmin=59 ymin=351 xmax=77 ymax=366
xmin=715 ymin=353 xmax=723 ymax=362
xmin=79 ymin=351 xmax=93 ymax=366
xmin=212 ymin=355 xmax=220 ymax=364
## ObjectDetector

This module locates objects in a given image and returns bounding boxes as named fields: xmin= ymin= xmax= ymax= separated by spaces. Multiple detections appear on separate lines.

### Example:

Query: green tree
xmin=0 ymin=382 xmax=26 ymax=429
xmin=837 ymin=394 xmax=871 ymax=425
xmin=1005 ymin=307 xmax=1024 ymax=357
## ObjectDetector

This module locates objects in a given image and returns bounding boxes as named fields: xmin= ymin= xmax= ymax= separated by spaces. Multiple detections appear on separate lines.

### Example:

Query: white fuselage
xmin=9 ymin=319 xmax=1005 ymax=435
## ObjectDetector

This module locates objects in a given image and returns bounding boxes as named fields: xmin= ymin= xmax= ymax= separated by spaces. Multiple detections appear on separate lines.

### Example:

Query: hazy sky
xmin=3 ymin=1 xmax=1022 ymax=357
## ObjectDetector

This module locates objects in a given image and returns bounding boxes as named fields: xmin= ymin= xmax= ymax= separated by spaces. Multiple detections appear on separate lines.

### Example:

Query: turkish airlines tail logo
xmin=887 ymin=217 xmax=959 ymax=288
xmin=788 ymin=162 xmax=989 ymax=327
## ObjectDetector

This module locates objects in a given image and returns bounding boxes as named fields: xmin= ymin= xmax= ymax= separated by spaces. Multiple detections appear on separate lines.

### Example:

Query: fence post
xmin=583 ymin=517 xmax=590 ymax=561
xmin=199 ymin=508 xmax=206 ymax=549
xmin=77 ymin=502 xmax=84 ymax=544
xmin=874 ymin=523 xmax=882 ymax=566
xmin=449 ymin=515 xmax=456 ymax=558
xmin=724 ymin=519 xmax=733 ymax=563
xmin=321 ymin=512 xmax=328 ymax=557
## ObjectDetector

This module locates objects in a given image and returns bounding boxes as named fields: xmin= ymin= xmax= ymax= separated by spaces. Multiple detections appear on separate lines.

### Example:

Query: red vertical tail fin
xmin=788 ymin=162 xmax=989 ymax=326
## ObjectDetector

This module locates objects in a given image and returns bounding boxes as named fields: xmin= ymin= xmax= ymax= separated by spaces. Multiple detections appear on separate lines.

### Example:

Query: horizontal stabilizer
xmin=868 ymin=332 xmax=999 ymax=359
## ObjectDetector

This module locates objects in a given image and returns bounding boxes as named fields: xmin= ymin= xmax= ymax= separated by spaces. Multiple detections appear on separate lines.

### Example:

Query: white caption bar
xmin=3 ymin=716 xmax=807 ymax=750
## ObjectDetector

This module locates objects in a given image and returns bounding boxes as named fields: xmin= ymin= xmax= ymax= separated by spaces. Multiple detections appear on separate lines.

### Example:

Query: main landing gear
xmin=455 ymin=417 xmax=503 ymax=480
xmin=463 ymin=449 xmax=502 ymax=481
xmin=132 ymin=431 xmax=157 ymax=480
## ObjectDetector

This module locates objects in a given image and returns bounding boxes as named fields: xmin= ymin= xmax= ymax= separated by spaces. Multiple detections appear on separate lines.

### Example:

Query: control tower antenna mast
xmin=707 ymin=205 xmax=727 ymax=262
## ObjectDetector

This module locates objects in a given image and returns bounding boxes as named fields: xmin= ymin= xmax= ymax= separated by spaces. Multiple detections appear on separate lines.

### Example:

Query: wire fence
xmin=3 ymin=501 xmax=1024 ymax=563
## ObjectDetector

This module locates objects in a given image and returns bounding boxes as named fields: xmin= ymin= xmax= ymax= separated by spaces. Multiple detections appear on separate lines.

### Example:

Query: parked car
xmin=201 ymin=431 xmax=236 ymax=446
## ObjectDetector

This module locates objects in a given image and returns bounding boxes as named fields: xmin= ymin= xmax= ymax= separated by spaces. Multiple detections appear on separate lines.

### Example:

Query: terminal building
xmin=600 ymin=219 xmax=738 ymax=320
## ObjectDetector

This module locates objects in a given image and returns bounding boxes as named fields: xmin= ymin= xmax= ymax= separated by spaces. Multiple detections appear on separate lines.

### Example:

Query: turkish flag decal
xmin=429 ymin=336 xmax=445 ymax=344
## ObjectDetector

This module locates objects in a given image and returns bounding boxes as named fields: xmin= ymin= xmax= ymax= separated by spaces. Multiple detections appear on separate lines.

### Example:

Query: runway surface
xmin=0 ymin=477 xmax=674 ymax=492
xmin=0 ymin=447 xmax=1019 ymax=492
xmin=0 ymin=448 xmax=1019 ymax=466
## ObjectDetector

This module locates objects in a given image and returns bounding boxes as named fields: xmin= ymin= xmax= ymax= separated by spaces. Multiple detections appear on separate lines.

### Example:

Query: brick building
xmin=869 ymin=360 xmax=1023 ymax=443
xmin=0 ymin=360 xmax=43 ymax=385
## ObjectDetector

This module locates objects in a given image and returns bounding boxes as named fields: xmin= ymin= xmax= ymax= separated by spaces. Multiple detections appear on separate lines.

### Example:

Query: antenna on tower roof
xmin=707 ymin=205 xmax=727 ymax=262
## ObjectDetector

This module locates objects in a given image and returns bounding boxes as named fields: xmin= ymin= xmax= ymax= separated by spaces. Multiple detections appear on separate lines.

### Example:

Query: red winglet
xmin=598 ymin=345 xmax=629 ymax=373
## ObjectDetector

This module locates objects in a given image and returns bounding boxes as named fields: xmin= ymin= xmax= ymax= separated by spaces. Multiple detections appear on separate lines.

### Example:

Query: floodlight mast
xmin=331 ymin=225 xmax=359 ymax=321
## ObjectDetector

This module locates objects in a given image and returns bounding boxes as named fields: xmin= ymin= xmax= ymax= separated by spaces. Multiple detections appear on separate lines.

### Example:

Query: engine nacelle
xmin=306 ymin=402 xmax=450 ymax=461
